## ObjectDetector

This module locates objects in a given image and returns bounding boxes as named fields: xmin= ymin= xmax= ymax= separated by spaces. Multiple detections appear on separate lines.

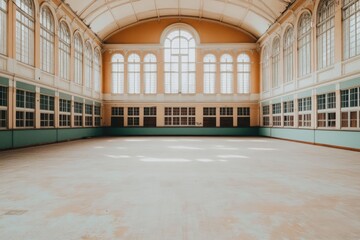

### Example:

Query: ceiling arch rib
xmin=64 ymin=0 xmax=294 ymax=41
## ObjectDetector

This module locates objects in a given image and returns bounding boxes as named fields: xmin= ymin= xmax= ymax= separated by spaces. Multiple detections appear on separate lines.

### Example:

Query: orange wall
xmin=105 ymin=18 xmax=257 ymax=44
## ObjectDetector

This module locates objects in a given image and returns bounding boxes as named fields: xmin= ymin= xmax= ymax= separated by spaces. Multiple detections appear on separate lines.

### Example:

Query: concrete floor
xmin=0 ymin=137 xmax=359 ymax=240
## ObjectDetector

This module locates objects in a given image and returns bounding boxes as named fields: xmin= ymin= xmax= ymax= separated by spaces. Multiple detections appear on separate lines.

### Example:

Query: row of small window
xmin=263 ymin=87 xmax=360 ymax=115
xmin=0 ymin=86 xmax=101 ymax=128
xmin=111 ymin=107 xmax=251 ymax=127
xmin=0 ymin=0 xmax=101 ymax=90
xmin=263 ymin=112 xmax=360 ymax=128
xmin=262 ymin=0 xmax=360 ymax=91
xmin=262 ymin=87 xmax=360 ymax=128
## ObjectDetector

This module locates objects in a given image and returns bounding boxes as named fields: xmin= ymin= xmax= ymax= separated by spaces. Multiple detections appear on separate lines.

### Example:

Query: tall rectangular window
xmin=0 ymin=0 xmax=7 ymax=55
xmin=283 ymin=101 xmax=294 ymax=127
xmin=317 ymin=92 xmax=336 ymax=127
xmin=0 ymin=86 xmax=7 ymax=128
xmin=203 ymin=107 xmax=216 ymax=127
xmin=74 ymin=101 xmax=83 ymax=127
xmin=341 ymin=87 xmax=359 ymax=128
xmin=343 ymin=0 xmax=360 ymax=59
xmin=40 ymin=7 xmax=54 ymax=74
xmin=262 ymin=105 xmax=270 ymax=126
xmin=237 ymin=107 xmax=250 ymax=127
xmin=111 ymin=107 xmax=124 ymax=127
xmin=220 ymin=107 xmax=233 ymax=127
xmin=237 ymin=54 xmax=250 ymax=93
xmin=317 ymin=0 xmax=335 ymax=69
xmin=85 ymin=104 xmax=93 ymax=127
xmin=94 ymin=105 xmax=101 ymax=127
xmin=16 ymin=89 xmax=35 ymax=127
xmin=272 ymin=103 xmax=282 ymax=127
xmin=144 ymin=54 xmax=157 ymax=94
xmin=298 ymin=97 xmax=312 ymax=127
xmin=298 ymin=12 xmax=312 ymax=77
xmin=204 ymin=55 xmax=216 ymax=94
xmin=220 ymin=54 xmax=233 ymax=94
xmin=40 ymin=94 xmax=54 ymax=127
xmin=59 ymin=98 xmax=71 ymax=127
xmin=15 ymin=0 xmax=35 ymax=65
xmin=128 ymin=54 xmax=141 ymax=94
xmin=144 ymin=107 xmax=156 ymax=127
xmin=128 ymin=107 xmax=140 ymax=126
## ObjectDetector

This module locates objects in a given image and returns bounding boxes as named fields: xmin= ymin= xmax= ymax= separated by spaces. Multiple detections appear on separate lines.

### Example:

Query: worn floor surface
xmin=0 ymin=137 xmax=359 ymax=240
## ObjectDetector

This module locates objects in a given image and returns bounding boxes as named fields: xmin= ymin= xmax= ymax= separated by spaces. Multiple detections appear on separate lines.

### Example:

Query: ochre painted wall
xmin=105 ymin=18 xmax=257 ymax=44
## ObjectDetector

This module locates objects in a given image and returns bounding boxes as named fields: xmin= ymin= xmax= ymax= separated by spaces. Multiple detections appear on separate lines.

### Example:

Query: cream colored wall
xmin=0 ymin=0 xmax=103 ymax=129
xmin=258 ymin=0 xmax=360 ymax=131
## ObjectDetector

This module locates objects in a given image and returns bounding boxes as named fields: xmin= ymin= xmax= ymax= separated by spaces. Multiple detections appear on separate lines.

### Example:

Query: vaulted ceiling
xmin=64 ymin=0 xmax=294 ymax=41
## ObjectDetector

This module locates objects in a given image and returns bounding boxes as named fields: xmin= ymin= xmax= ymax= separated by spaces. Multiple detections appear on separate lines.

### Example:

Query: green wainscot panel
xmin=13 ymin=129 xmax=57 ymax=148
xmin=57 ymin=128 xmax=104 ymax=142
xmin=315 ymin=130 xmax=360 ymax=149
xmin=0 ymin=131 xmax=13 ymax=150
xmin=105 ymin=127 xmax=259 ymax=136
xmin=269 ymin=128 xmax=315 ymax=143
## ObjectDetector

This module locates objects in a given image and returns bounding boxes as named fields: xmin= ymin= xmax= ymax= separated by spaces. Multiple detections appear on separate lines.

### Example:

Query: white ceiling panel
xmin=64 ymin=0 xmax=294 ymax=40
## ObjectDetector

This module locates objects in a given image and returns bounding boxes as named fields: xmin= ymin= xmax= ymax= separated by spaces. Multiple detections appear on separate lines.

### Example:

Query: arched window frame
xmin=127 ymin=53 xmax=140 ymax=94
xmin=317 ymin=0 xmax=335 ymax=69
xmin=237 ymin=53 xmax=251 ymax=94
xmin=84 ymin=41 xmax=93 ymax=88
xmin=343 ymin=0 xmax=360 ymax=59
xmin=283 ymin=27 xmax=294 ymax=83
xmin=0 ymin=0 xmax=7 ymax=55
xmin=298 ymin=11 xmax=312 ymax=77
xmin=203 ymin=54 xmax=216 ymax=94
xmin=220 ymin=54 xmax=233 ymax=94
xmin=111 ymin=54 xmax=124 ymax=94
xmin=74 ymin=32 xmax=83 ymax=85
xmin=15 ymin=0 xmax=35 ymax=65
xmin=164 ymin=28 xmax=196 ymax=94
xmin=58 ymin=21 xmax=71 ymax=80
xmin=40 ymin=6 xmax=55 ymax=74
xmin=262 ymin=46 xmax=270 ymax=92
xmin=272 ymin=37 xmax=280 ymax=88
xmin=144 ymin=53 xmax=157 ymax=94
xmin=94 ymin=49 xmax=101 ymax=92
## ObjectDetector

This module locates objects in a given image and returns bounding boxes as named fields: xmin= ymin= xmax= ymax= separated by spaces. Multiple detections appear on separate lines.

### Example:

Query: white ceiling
xmin=64 ymin=0 xmax=294 ymax=41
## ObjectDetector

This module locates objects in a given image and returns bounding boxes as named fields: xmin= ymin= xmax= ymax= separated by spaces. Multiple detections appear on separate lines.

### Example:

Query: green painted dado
xmin=259 ymin=127 xmax=360 ymax=149
xmin=315 ymin=130 xmax=360 ymax=149
xmin=0 ymin=128 xmax=104 ymax=150
xmin=57 ymin=128 xmax=104 ymax=142
xmin=1 ymin=127 xmax=359 ymax=150
xmin=105 ymin=127 xmax=259 ymax=136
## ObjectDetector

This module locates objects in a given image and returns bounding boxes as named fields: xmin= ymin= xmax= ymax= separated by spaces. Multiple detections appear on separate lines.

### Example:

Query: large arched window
xmin=262 ymin=46 xmax=270 ymax=91
xmin=59 ymin=22 xmax=71 ymax=80
xmin=40 ymin=6 xmax=55 ymax=74
xmin=128 ymin=53 xmax=140 ymax=94
xmin=283 ymin=27 xmax=294 ymax=83
xmin=203 ymin=54 xmax=216 ymax=94
xmin=343 ymin=0 xmax=360 ymax=59
xmin=144 ymin=54 xmax=157 ymax=94
xmin=272 ymin=38 xmax=280 ymax=88
xmin=84 ymin=42 xmax=93 ymax=88
xmin=220 ymin=54 xmax=233 ymax=94
xmin=0 ymin=0 xmax=7 ymax=55
xmin=298 ymin=12 xmax=312 ymax=77
xmin=237 ymin=53 xmax=250 ymax=94
xmin=111 ymin=54 xmax=124 ymax=94
xmin=74 ymin=33 xmax=83 ymax=85
xmin=164 ymin=29 xmax=196 ymax=94
xmin=317 ymin=0 xmax=335 ymax=69
xmin=15 ymin=0 xmax=34 ymax=65
xmin=94 ymin=49 xmax=101 ymax=92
